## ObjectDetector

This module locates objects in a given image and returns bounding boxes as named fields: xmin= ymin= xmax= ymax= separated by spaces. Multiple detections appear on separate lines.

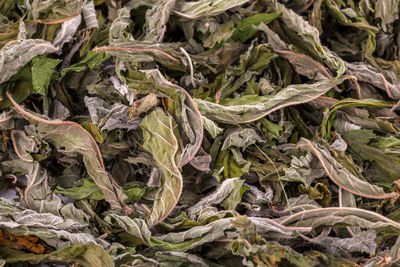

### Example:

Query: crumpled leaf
xmin=188 ymin=178 xmax=243 ymax=217
xmin=6 ymin=92 xmax=131 ymax=214
xmin=155 ymin=216 xmax=308 ymax=251
xmin=346 ymin=62 xmax=400 ymax=99
xmin=110 ymin=76 xmax=135 ymax=106
xmin=0 ymin=198 xmax=109 ymax=249
xmin=0 ymin=110 xmax=14 ymax=130
xmin=156 ymin=251 xmax=210 ymax=267
xmin=173 ymin=0 xmax=250 ymax=19
xmin=269 ymin=0 xmax=346 ymax=77
xmin=298 ymin=138 xmax=398 ymax=199
xmin=1 ymin=159 xmax=89 ymax=225
xmin=0 ymin=244 xmax=114 ymax=267
xmin=231 ymin=217 xmax=317 ymax=267
xmin=374 ymin=0 xmax=399 ymax=32
xmin=0 ymin=39 xmax=59 ymax=84
xmin=202 ymin=116 xmax=223 ymax=138
xmin=82 ymin=0 xmax=98 ymax=28
xmin=98 ymin=103 xmax=141 ymax=132
xmin=342 ymin=130 xmax=400 ymax=184
xmin=52 ymin=14 xmax=82 ymax=48
xmin=145 ymin=0 xmax=176 ymax=42
xmin=108 ymin=7 xmax=133 ymax=42
xmin=105 ymin=215 xmax=151 ymax=245
xmin=26 ymin=0 xmax=82 ymax=25
xmin=300 ymin=229 xmax=377 ymax=256
xmin=283 ymin=152 xmax=325 ymax=187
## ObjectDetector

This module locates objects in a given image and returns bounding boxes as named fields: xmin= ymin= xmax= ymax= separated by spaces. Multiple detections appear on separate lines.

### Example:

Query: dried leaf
xmin=6 ymin=92 xmax=130 ymax=214
xmin=298 ymin=138 xmax=398 ymax=199
xmin=141 ymin=108 xmax=183 ymax=226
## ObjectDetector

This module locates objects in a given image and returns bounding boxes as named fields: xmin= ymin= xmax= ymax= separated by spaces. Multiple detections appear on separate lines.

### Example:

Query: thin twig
xmin=180 ymin=47 xmax=196 ymax=87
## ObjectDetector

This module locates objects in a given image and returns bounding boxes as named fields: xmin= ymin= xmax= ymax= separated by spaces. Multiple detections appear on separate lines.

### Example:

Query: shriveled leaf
xmin=0 ymin=39 xmax=59 ymax=84
xmin=53 ymin=14 xmax=82 ymax=48
xmin=374 ymin=0 xmax=399 ymax=32
xmin=221 ymin=128 xmax=263 ymax=151
xmin=0 ymin=110 xmax=14 ymax=130
xmin=202 ymin=116 xmax=223 ymax=138
xmin=0 ymin=244 xmax=114 ymax=267
xmin=189 ymin=178 xmax=242 ymax=217
xmin=301 ymin=229 xmax=377 ymax=256
xmin=298 ymin=138 xmax=398 ymax=199
xmin=145 ymin=0 xmax=176 ymax=42
xmin=0 ymin=198 xmax=108 ymax=249
xmin=6 ymin=92 xmax=130 ymax=214
xmin=82 ymin=0 xmax=98 ymax=28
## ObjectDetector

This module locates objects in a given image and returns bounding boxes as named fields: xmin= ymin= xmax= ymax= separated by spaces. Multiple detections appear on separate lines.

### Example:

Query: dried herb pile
xmin=1 ymin=0 xmax=400 ymax=266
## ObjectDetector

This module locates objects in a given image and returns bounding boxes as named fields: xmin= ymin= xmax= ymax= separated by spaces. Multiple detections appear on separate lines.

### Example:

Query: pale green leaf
xmin=195 ymin=76 xmax=349 ymax=124
xmin=173 ymin=0 xmax=250 ymax=19
xmin=141 ymin=108 xmax=183 ymax=226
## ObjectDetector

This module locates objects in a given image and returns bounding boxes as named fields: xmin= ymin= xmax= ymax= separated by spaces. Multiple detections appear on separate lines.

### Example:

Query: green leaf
xmin=221 ymin=179 xmax=248 ymax=210
xmin=55 ymin=178 xmax=105 ymax=201
xmin=60 ymin=51 xmax=110 ymax=79
xmin=31 ymin=56 xmax=61 ymax=95
xmin=230 ymin=12 xmax=281 ymax=43
xmin=202 ymin=116 xmax=223 ymax=138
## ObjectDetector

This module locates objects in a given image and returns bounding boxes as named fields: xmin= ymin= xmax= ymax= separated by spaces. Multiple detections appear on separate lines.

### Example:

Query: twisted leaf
xmin=195 ymin=76 xmax=349 ymax=124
